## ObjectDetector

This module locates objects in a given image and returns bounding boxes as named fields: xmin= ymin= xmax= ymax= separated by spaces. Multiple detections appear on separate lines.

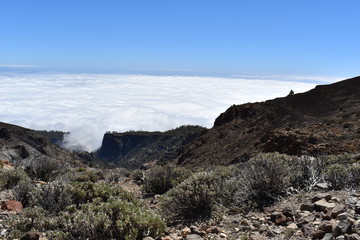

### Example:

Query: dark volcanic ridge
xmin=96 ymin=125 xmax=207 ymax=169
xmin=178 ymin=76 xmax=360 ymax=166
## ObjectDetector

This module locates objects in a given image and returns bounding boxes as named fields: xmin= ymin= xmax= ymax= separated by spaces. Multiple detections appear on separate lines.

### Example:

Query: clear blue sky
xmin=1 ymin=0 xmax=359 ymax=77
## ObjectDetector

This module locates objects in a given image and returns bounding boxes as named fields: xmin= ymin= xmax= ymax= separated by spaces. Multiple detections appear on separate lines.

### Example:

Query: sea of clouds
xmin=0 ymin=73 xmax=341 ymax=152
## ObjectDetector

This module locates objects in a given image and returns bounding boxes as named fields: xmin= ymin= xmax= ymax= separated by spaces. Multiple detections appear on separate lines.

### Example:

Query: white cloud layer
xmin=0 ymin=73 xmax=341 ymax=152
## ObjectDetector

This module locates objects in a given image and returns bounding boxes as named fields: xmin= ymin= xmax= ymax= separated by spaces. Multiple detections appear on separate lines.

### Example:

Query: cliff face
xmin=178 ymin=76 xmax=360 ymax=166
xmin=96 ymin=125 xmax=207 ymax=169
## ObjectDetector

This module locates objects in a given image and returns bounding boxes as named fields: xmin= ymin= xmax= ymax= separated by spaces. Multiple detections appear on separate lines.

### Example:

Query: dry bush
xmin=142 ymin=165 xmax=192 ymax=194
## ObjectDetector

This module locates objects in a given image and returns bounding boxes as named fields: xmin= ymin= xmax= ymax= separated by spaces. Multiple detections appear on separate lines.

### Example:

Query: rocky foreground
xmin=2 ymin=177 xmax=359 ymax=240
xmin=159 ymin=190 xmax=360 ymax=240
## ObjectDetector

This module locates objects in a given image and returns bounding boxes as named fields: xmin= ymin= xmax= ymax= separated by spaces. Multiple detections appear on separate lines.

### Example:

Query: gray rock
xmin=315 ymin=182 xmax=329 ymax=190
xmin=185 ymin=234 xmax=203 ymax=240
xmin=346 ymin=197 xmax=358 ymax=205
xmin=346 ymin=233 xmax=360 ymax=240
xmin=322 ymin=233 xmax=335 ymax=240
xmin=336 ymin=212 xmax=349 ymax=221
xmin=333 ymin=221 xmax=351 ymax=237
xmin=336 ymin=236 xmax=345 ymax=240
xmin=143 ymin=237 xmax=155 ymax=240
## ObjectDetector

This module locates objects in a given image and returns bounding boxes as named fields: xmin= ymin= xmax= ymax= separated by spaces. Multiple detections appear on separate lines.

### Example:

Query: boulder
xmin=2 ymin=200 xmax=23 ymax=213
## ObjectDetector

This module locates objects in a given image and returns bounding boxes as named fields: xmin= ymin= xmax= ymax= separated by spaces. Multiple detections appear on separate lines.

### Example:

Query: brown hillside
xmin=178 ymin=76 xmax=360 ymax=166
xmin=0 ymin=122 xmax=81 ymax=166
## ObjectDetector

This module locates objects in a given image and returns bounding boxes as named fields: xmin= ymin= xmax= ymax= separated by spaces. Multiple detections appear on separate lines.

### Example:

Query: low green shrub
xmin=142 ymin=166 xmax=192 ymax=194
xmin=235 ymin=153 xmax=292 ymax=207
xmin=70 ymin=181 xmax=138 ymax=206
xmin=0 ymin=168 xmax=30 ymax=190
xmin=159 ymin=169 xmax=236 ymax=221
xmin=6 ymin=182 xmax=165 ymax=240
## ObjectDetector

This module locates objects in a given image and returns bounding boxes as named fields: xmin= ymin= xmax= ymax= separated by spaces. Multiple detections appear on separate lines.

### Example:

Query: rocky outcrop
xmin=97 ymin=126 xmax=207 ymax=169
xmin=178 ymin=76 xmax=360 ymax=166
xmin=0 ymin=122 xmax=82 ymax=167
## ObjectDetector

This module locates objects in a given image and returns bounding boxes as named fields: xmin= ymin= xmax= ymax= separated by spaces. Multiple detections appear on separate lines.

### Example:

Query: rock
xmin=315 ymin=182 xmax=329 ymax=190
xmin=332 ymin=221 xmax=351 ymax=237
xmin=312 ymin=194 xmax=332 ymax=203
xmin=190 ymin=226 xmax=205 ymax=236
xmin=249 ymin=234 xmax=266 ymax=240
xmin=258 ymin=225 xmax=268 ymax=233
xmin=302 ymin=224 xmax=315 ymax=237
xmin=287 ymin=223 xmax=298 ymax=229
xmin=302 ymin=215 xmax=316 ymax=224
xmin=181 ymin=227 xmax=191 ymax=238
xmin=185 ymin=234 xmax=203 ymax=240
xmin=314 ymin=199 xmax=336 ymax=211
xmin=143 ymin=237 xmax=155 ymax=240
xmin=0 ymin=160 xmax=14 ymax=170
xmin=219 ymin=233 xmax=227 ymax=238
xmin=331 ymin=205 xmax=346 ymax=218
xmin=271 ymin=212 xmax=288 ymax=226
xmin=20 ymin=232 xmax=47 ymax=240
xmin=312 ymin=230 xmax=326 ymax=239
xmin=322 ymin=233 xmax=335 ymax=240
xmin=355 ymin=203 xmax=360 ymax=214
xmin=346 ymin=233 xmax=360 ymax=240
xmin=2 ymin=200 xmax=23 ymax=213
xmin=206 ymin=226 xmax=224 ymax=234
xmin=300 ymin=203 xmax=315 ymax=212
xmin=161 ymin=237 xmax=173 ymax=240
xmin=336 ymin=213 xmax=349 ymax=221
xmin=319 ymin=221 xmax=333 ymax=233
xmin=345 ymin=197 xmax=358 ymax=205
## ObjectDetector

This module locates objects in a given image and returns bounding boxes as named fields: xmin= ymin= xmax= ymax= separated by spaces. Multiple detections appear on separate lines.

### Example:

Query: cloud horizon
xmin=0 ymin=73 xmax=342 ymax=152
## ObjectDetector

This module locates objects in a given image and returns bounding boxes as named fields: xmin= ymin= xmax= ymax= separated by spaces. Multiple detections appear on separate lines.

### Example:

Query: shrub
xmin=159 ymin=169 xmax=236 ymax=221
xmin=235 ymin=153 xmax=292 ymax=207
xmin=6 ymin=183 xmax=165 ymax=240
xmin=142 ymin=166 xmax=192 ymax=194
xmin=0 ymin=168 xmax=30 ymax=190
xmin=325 ymin=164 xmax=353 ymax=190
xmin=289 ymin=155 xmax=326 ymax=191
xmin=59 ymin=198 xmax=165 ymax=240
xmin=25 ymin=157 xmax=64 ymax=181
xmin=70 ymin=181 xmax=138 ymax=206
xmin=12 ymin=179 xmax=38 ymax=207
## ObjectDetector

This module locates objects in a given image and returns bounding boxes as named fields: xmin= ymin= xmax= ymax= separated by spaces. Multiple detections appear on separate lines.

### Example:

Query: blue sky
xmin=1 ymin=0 xmax=359 ymax=77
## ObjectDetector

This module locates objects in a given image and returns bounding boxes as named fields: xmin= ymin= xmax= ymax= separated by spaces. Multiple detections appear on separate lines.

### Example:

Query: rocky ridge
xmin=178 ymin=77 xmax=360 ymax=166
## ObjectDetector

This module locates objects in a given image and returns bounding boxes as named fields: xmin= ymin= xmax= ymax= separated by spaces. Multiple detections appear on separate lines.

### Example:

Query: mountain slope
xmin=178 ymin=76 xmax=360 ymax=166
xmin=0 ymin=122 xmax=81 ymax=167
